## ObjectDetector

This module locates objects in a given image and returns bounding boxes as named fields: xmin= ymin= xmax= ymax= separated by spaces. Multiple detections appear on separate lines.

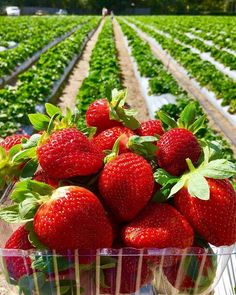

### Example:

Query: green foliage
xmin=76 ymin=18 xmax=122 ymax=117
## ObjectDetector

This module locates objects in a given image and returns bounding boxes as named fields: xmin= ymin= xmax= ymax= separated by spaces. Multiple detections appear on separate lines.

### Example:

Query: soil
xmin=127 ymin=22 xmax=236 ymax=155
xmin=113 ymin=19 xmax=149 ymax=122
xmin=58 ymin=19 xmax=105 ymax=113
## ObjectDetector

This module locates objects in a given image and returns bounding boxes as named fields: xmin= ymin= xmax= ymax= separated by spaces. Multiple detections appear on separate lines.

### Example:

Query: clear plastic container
xmin=0 ymin=186 xmax=235 ymax=295
xmin=0 ymin=226 xmax=235 ymax=295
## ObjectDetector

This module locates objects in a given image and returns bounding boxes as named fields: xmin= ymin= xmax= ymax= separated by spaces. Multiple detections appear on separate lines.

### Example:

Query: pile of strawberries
xmin=0 ymin=89 xmax=235 ymax=295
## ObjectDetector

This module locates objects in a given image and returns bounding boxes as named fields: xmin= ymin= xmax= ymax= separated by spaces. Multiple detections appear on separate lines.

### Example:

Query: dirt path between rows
xmin=113 ymin=19 xmax=149 ymax=122
xmin=58 ymin=19 xmax=105 ymax=113
xmin=123 ymin=20 xmax=236 ymax=155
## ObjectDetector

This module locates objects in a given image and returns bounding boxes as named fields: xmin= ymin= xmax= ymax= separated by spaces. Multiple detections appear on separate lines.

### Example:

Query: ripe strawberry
xmin=34 ymin=186 xmax=113 ymax=251
xmin=86 ymin=99 xmax=122 ymax=134
xmin=100 ymin=249 xmax=153 ymax=294
xmin=4 ymin=225 xmax=34 ymax=281
xmin=0 ymin=134 xmax=29 ymax=151
xmin=99 ymin=153 xmax=154 ymax=222
xmin=137 ymin=120 xmax=164 ymax=137
xmin=37 ymin=128 xmax=103 ymax=179
xmin=92 ymin=126 xmax=134 ymax=155
xmin=123 ymin=203 xmax=194 ymax=249
xmin=156 ymin=128 xmax=201 ymax=176
xmin=162 ymin=245 xmax=216 ymax=294
xmin=33 ymin=170 xmax=60 ymax=188
xmin=175 ymin=179 xmax=236 ymax=246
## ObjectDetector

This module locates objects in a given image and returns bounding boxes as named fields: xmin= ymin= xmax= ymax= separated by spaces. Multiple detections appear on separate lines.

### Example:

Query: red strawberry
xmin=92 ymin=126 xmax=134 ymax=155
xmin=100 ymin=249 xmax=153 ymax=294
xmin=33 ymin=170 xmax=60 ymax=188
xmin=123 ymin=203 xmax=194 ymax=249
xmin=175 ymin=179 xmax=236 ymax=246
xmin=162 ymin=246 xmax=216 ymax=294
xmin=157 ymin=128 xmax=201 ymax=176
xmin=37 ymin=128 xmax=103 ymax=179
xmin=4 ymin=225 xmax=34 ymax=281
xmin=137 ymin=120 xmax=164 ymax=137
xmin=86 ymin=99 xmax=122 ymax=134
xmin=34 ymin=186 xmax=113 ymax=251
xmin=99 ymin=153 xmax=154 ymax=222
xmin=0 ymin=134 xmax=29 ymax=151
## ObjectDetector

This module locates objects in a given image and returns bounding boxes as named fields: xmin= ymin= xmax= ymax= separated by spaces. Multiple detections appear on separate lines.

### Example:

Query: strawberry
xmin=0 ymin=134 xmax=29 ymax=151
xmin=37 ymin=128 xmax=103 ymax=179
xmin=136 ymin=120 xmax=164 ymax=137
xmin=85 ymin=89 xmax=140 ymax=134
xmin=157 ymin=128 xmax=201 ymax=176
xmin=92 ymin=126 xmax=134 ymax=155
xmin=162 ymin=245 xmax=216 ymax=294
xmin=33 ymin=186 xmax=113 ymax=251
xmin=4 ymin=225 xmax=34 ymax=281
xmin=100 ymin=249 xmax=153 ymax=294
xmin=123 ymin=203 xmax=194 ymax=250
xmin=99 ymin=153 xmax=154 ymax=222
xmin=86 ymin=99 xmax=122 ymax=134
xmin=175 ymin=179 xmax=236 ymax=246
xmin=33 ymin=170 xmax=60 ymax=188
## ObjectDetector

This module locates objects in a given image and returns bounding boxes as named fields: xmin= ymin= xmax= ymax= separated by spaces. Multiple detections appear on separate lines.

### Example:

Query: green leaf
xmin=12 ymin=147 xmax=36 ymax=163
xmin=100 ymin=270 xmax=109 ymax=288
xmin=22 ymin=134 xmax=41 ymax=149
xmin=8 ymin=144 xmax=22 ymax=158
xmin=80 ymin=126 xmax=97 ymax=139
xmin=20 ymin=159 xmax=38 ymax=179
xmin=128 ymin=135 xmax=157 ymax=160
xmin=47 ymin=113 xmax=60 ymax=134
xmin=45 ymin=103 xmax=62 ymax=117
xmin=28 ymin=114 xmax=50 ymax=131
xmin=188 ymin=173 xmax=210 ymax=200
xmin=27 ymin=222 xmax=48 ymax=249
xmin=19 ymin=196 xmax=39 ymax=220
xmin=178 ymin=103 xmax=196 ymax=128
xmin=188 ymin=115 xmax=206 ymax=134
xmin=154 ymin=168 xmax=178 ymax=186
xmin=18 ymin=273 xmax=46 ymax=295
xmin=168 ymin=178 xmax=186 ymax=198
xmin=31 ymin=255 xmax=73 ymax=273
xmin=157 ymin=111 xmax=178 ymax=129
xmin=116 ymin=107 xmax=140 ymax=130
xmin=199 ymin=159 xmax=236 ymax=179
xmin=0 ymin=205 xmax=21 ymax=223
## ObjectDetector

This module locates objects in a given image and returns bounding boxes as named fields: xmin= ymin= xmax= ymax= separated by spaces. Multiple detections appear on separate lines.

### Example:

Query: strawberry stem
xmin=186 ymin=158 xmax=196 ymax=172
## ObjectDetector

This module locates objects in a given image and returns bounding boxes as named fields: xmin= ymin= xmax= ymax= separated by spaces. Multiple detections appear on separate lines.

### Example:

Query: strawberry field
xmin=0 ymin=15 xmax=235 ymax=295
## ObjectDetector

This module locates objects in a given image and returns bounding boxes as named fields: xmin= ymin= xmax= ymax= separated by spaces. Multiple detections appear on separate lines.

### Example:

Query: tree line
xmin=1 ymin=0 xmax=235 ymax=14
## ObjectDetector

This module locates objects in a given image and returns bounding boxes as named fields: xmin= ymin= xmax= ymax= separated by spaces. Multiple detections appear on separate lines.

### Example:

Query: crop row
xmin=0 ymin=16 xmax=90 ymax=79
xmin=0 ymin=18 xmax=100 ymax=138
xmin=118 ymin=18 xmax=235 ymax=162
xmin=133 ymin=16 xmax=236 ymax=71
xmin=138 ymin=16 xmax=236 ymax=52
xmin=76 ymin=18 xmax=122 ymax=125
xmin=125 ymin=17 xmax=236 ymax=114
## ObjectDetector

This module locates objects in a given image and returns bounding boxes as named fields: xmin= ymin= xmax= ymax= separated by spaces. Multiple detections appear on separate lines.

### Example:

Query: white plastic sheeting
xmin=124 ymin=19 xmax=236 ymax=128
xmin=133 ymin=21 xmax=236 ymax=82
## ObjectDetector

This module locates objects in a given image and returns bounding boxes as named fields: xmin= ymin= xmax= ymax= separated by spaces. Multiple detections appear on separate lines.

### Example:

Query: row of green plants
xmin=0 ymin=16 xmax=90 ymax=78
xmin=0 ymin=18 xmax=100 ymax=138
xmin=136 ymin=16 xmax=236 ymax=52
xmin=133 ymin=16 xmax=236 ymax=71
xmin=125 ymin=17 xmax=236 ymax=115
xmin=118 ymin=18 xmax=235 ymax=162
xmin=76 ymin=18 xmax=122 ymax=124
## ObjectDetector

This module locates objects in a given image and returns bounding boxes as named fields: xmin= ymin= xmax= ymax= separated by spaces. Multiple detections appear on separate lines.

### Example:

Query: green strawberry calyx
xmin=157 ymin=102 xmax=206 ymax=134
xmin=0 ymin=145 xmax=26 ymax=190
xmin=109 ymin=89 xmax=140 ymax=130
xmin=154 ymin=144 xmax=236 ymax=201
xmin=0 ymin=179 xmax=53 ymax=224
xmin=127 ymin=135 xmax=158 ymax=161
